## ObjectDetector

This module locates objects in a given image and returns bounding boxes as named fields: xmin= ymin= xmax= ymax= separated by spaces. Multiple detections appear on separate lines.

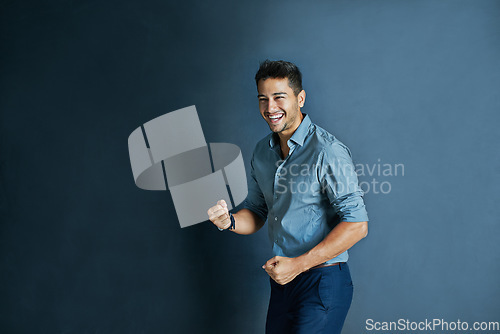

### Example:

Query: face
xmin=257 ymin=78 xmax=306 ymax=137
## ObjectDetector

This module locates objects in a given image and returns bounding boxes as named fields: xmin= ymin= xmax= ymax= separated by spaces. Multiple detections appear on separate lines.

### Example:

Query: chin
xmin=270 ymin=125 xmax=286 ymax=133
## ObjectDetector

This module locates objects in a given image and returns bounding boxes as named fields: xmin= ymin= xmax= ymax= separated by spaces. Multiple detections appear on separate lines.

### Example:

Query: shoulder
xmin=253 ymin=133 xmax=272 ymax=151
xmin=250 ymin=133 xmax=273 ymax=158
xmin=255 ymin=133 xmax=272 ymax=148
xmin=309 ymin=123 xmax=353 ymax=160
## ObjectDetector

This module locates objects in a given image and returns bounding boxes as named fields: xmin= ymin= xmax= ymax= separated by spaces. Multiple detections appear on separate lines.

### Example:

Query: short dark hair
xmin=255 ymin=60 xmax=303 ymax=96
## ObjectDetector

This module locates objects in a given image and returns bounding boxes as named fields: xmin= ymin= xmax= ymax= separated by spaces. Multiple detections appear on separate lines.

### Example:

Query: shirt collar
xmin=269 ymin=113 xmax=311 ymax=148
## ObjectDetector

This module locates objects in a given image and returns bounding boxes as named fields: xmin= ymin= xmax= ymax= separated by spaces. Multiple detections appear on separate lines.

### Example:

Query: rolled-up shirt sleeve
xmin=243 ymin=153 xmax=268 ymax=223
xmin=319 ymin=142 xmax=369 ymax=222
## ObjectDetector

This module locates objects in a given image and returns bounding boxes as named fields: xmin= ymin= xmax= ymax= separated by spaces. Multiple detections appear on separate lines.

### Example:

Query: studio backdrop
xmin=1 ymin=0 xmax=499 ymax=333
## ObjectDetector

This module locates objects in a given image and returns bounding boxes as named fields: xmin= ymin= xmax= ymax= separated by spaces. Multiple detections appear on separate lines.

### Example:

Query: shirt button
xmin=274 ymin=217 xmax=278 ymax=221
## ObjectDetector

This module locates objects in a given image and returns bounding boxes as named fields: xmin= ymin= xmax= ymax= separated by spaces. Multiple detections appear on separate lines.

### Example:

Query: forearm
xmin=296 ymin=221 xmax=368 ymax=271
xmin=231 ymin=209 xmax=265 ymax=235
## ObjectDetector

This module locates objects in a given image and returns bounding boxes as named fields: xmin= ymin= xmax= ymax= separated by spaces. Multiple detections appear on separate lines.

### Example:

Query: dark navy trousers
xmin=265 ymin=262 xmax=353 ymax=334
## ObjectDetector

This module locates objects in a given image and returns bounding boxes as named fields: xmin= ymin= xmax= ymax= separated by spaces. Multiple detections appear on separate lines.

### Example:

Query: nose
xmin=267 ymin=98 xmax=279 ymax=113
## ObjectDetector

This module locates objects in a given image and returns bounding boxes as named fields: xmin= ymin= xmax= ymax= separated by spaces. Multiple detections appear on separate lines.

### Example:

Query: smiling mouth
xmin=268 ymin=113 xmax=284 ymax=124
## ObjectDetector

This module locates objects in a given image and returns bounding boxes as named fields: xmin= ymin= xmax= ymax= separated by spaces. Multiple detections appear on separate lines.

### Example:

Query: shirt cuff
xmin=243 ymin=201 xmax=268 ymax=223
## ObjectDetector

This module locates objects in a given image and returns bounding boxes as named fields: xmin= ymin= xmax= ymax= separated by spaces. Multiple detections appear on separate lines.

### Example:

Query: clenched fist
xmin=207 ymin=199 xmax=231 ymax=230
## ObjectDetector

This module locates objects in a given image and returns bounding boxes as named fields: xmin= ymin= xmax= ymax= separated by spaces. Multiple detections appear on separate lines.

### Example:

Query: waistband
xmin=308 ymin=262 xmax=346 ymax=271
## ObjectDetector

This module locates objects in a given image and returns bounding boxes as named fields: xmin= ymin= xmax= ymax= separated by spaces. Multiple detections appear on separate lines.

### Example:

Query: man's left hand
xmin=262 ymin=256 xmax=304 ymax=285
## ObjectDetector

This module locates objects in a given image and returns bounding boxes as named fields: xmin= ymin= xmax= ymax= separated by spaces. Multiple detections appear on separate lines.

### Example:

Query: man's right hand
xmin=207 ymin=199 xmax=231 ymax=230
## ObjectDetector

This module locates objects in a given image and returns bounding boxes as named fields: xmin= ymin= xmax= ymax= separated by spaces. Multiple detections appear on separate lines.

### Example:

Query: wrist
xmin=218 ymin=212 xmax=235 ymax=231
xmin=294 ymin=255 xmax=310 ymax=273
xmin=296 ymin=252 xmax=320 ymax=272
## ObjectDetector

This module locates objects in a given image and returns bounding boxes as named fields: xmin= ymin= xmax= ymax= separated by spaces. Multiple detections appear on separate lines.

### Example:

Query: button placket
xmin=271 ymin=145 xmax=297 ymax=225
xmin=272 ymin=158 xmax=284 ymax=216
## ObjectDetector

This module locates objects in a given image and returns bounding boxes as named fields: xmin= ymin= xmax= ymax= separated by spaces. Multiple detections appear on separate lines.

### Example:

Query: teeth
xmin=269 ymin=114 xmax=283 ymax=119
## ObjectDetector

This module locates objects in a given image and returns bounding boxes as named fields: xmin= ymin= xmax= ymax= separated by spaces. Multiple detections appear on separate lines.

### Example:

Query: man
xmin=207 ymin=60 xmax=369 ymax=334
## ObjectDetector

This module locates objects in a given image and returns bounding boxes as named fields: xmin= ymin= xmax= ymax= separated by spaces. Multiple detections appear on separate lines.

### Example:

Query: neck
xmin=278 ymin=112 xmax=304 ymax=147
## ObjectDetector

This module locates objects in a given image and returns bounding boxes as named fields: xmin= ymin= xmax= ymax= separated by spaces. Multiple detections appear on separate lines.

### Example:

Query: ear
xmin=297 ymin=90 xmax=306 ymax=108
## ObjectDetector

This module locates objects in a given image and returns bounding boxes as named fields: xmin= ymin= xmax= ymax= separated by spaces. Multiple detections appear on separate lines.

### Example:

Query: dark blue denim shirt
xmin=244 ymin=113 xmax=369 ymax=264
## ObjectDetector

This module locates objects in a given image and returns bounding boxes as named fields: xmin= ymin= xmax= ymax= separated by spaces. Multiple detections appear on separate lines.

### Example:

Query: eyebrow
xmin=257 ymin=92 xmax=288 ymax=98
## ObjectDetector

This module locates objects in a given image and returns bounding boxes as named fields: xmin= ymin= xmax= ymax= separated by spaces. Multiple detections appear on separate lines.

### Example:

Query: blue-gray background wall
xmin=1 ymin=0 xmax=499 ymax=333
